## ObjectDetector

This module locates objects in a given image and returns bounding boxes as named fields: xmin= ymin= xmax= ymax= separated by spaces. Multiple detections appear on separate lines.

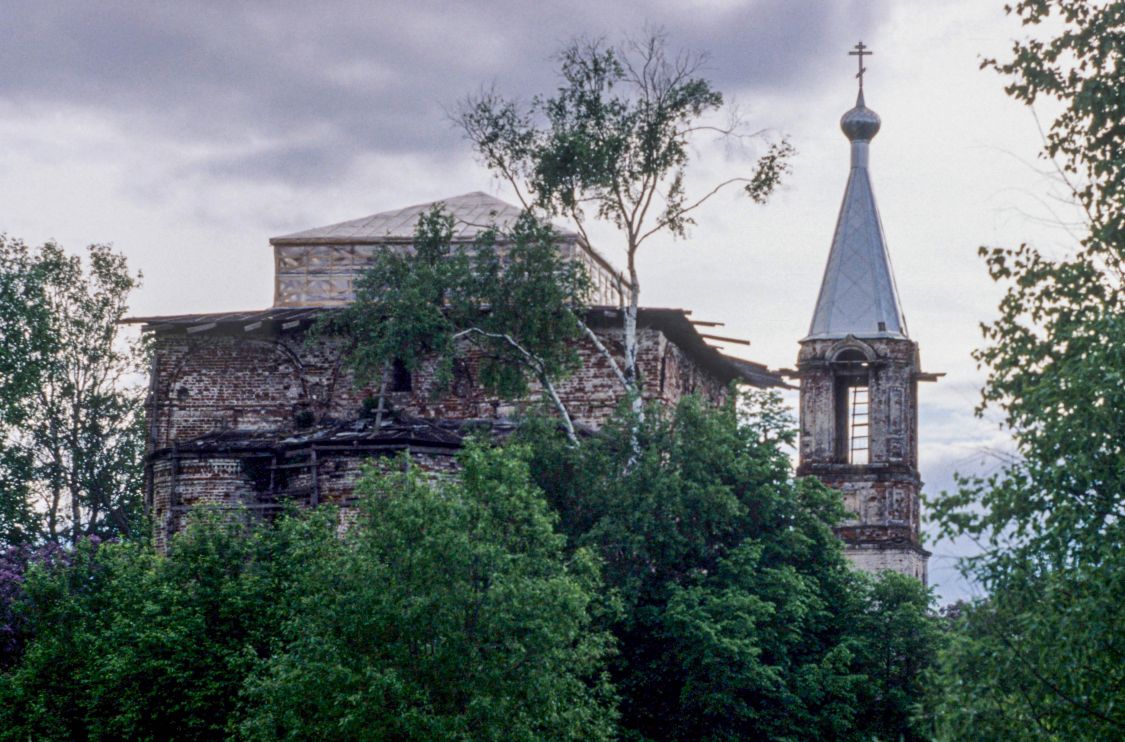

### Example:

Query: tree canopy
xmin=458 ymin=33 xmax=792 ymax=409
xmin=241 ymin=445 xmax=617 ymax=741
xmin=928 ymin=2 xmax=1125 ymax=737
xmin=0 ymin=239 xmax=145 ymax=546
xmin=1 ymin=444 xmax=619 ymax=741
xmin=520 ymin=393 xmax=940 ymax=741
xmin=0 ymin=396 xmax=941 ymax=740
xmin=322 ymin=205 xmax=592 ymax=443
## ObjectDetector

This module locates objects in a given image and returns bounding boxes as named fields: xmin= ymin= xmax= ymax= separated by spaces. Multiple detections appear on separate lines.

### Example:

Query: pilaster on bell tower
xmin=796 ymin=43 xmax=934 ymax=582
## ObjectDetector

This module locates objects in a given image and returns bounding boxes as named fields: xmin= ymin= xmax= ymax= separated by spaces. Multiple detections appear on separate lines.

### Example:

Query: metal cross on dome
xmin=849 ymin=41 xmax=872 ymax=90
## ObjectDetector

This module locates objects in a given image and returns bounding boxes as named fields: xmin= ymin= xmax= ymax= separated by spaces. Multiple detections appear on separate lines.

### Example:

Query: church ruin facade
xmin=130 ymin=193 xmax=783 ymax=549
xmin=132 ymin=75 xmax=933 ymax=582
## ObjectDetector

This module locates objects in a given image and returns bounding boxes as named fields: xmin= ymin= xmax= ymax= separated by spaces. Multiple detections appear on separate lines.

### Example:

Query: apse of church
xmin=795 ymin=45 xmax=935 ymax=582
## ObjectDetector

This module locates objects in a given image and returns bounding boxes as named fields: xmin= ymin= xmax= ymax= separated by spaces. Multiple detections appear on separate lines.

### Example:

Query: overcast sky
xmin=0 ymin=0 xmax=1081 ymax=602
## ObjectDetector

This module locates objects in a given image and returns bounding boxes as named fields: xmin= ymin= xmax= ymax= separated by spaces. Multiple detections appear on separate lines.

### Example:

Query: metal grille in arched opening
xmin=832 ymin=349 xmax=870 ymax=464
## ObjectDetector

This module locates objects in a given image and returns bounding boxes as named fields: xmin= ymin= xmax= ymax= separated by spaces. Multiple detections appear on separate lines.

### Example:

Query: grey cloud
xmin=1 ymin=0 xmax=890 ymax=185
xmin=200 ymin=142 xmax=354 ymax=183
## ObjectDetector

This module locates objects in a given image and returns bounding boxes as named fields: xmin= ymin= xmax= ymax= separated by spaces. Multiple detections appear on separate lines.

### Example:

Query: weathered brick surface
xmin=845 ymin=545 xmax=928 ymax=583
xmin=148 ymin=325 xmax=728 ymax=446
xmin=150 ymin=447 xmax=462 ymax=551
xmin=796 ymin=335 xmax=929 ymax=581
xmin=274 ymin=237 xmax=625 ymax=308
xmin=146 ymin=319 xmax=732 ymax=548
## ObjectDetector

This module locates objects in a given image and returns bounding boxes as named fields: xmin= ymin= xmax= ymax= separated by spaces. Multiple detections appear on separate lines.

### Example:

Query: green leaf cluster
xmin=521 ymin=393 xmax=941 ymax=741
xmin=0 ymin=238 xmax=145 ymax=545
xmin=0 ymin=524 xmax=278 ymax=740
xmin=459 ymin=34 xmax=792 ymax=242
xmin=927 ymin=2 xmax=1125 ymax=737
xmin=322 ymin=205 xmax=590 ymax=404
xmin=242 ymin=445 xmax=616 ymax=741
xmin=0 ymin=395 xmax=942 ymax=740
xmin=930 ymin=548 xmax=1125 ymax=740
xmin=458 ymin=33 xmax=793 ymax=397
xmin=0 ymin=443 xmax=617 ymax=741
xmin=987 ymin=0 xmax=1125 ymax=251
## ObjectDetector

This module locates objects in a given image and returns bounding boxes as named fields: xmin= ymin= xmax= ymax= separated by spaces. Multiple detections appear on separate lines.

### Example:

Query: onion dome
xmin=840 ymin=89 xmax=882 ymax=142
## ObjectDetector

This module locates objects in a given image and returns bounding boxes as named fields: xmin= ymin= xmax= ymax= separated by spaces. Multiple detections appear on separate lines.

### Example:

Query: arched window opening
xmin=833 ymin=349 xmax=870 ymax=464
xmin=390 ymin=359 xmax=413 ymax=393
xmin=450 ymin=358 xmax=474 ymax=398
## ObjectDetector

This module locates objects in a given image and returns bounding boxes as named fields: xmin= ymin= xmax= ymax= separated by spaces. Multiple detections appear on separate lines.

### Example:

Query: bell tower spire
xmin=796 ymin=45 xmax=932 ymax=581
xmin=807 ymin=43 xmax=906 ymax=342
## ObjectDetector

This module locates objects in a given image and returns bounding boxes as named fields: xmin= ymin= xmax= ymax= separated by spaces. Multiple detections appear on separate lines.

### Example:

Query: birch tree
xmin=458 ymin=33 xmax=793 ymax=417
xmin=929 ymin=1 xmax=1125 ymax=736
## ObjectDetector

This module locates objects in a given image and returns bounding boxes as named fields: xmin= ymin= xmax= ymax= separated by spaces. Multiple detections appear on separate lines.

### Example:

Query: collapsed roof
xmin=124 ymin=305 xmax=787 ymax=390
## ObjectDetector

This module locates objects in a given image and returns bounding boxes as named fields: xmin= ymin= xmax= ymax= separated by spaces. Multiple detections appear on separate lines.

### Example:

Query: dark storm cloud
xmin=1 ymin=0 xmax=888 ymax=184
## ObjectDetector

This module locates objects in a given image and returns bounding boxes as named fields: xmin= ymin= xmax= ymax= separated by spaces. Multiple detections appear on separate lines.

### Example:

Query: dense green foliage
xmin=522 ymin=394 xmax=940 ymax=741
xmin=0 ymin=528 xmax=277 ymax=740
xmin=933 ymin=0 xmax=1125 ymax=564
xmin=0 ymin=396 xmax=941 ymax=740
xmin=928 ymin=1 xmax=1125 ymax=738
xmin=321 ymin=205 xmax=591 ymax=441
xmin=0 ymin=238 xmax=54 ymax=545
xmin=0 ymin=239 xmax=145 ymax=545
xmin=930 ymin=556 xmax=1125 ymax=740
xmin=0 ymin=444 xmax=616 ymax=741
xmin=240 ymin=445 xmax=616 ymax=741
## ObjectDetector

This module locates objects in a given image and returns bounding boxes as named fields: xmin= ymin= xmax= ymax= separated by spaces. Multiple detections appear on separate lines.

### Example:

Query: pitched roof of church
xmin=271 ymin=191 xmax=579 ymax=244
xmin=806 ymin=89 xmax=908 ymax=341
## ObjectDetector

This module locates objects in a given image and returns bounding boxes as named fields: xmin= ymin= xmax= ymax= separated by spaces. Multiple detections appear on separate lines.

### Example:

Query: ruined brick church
xmin=131 ymin=81 xmax=932 ymax=581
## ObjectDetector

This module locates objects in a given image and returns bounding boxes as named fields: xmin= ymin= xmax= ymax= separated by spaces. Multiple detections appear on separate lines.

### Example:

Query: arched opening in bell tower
xmin=832 ymin=348 xmax=872 ymax=465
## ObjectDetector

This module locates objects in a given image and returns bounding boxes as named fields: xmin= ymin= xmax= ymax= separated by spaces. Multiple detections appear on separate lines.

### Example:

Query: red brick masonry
xmin=127 ymin=306 xmax=784 ymax=548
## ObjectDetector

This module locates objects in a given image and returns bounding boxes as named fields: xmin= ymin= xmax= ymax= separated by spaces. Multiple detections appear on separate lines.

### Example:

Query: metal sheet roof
xmin=805 ymin=92 xmax=908 ymax=341
xmin=271 ymin=191 xmax=578 ymax=244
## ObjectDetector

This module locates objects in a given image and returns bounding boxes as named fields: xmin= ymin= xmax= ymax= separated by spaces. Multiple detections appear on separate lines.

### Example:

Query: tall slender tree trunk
xmin=624 ymin=256 xmax=643 ymax=419
xmin=623 ymin=255 xmax=644 ymax=467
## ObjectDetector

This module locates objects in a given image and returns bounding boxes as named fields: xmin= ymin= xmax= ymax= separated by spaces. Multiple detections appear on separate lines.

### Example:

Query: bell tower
xmin=797 ymin=44 xmax=933 ymax=581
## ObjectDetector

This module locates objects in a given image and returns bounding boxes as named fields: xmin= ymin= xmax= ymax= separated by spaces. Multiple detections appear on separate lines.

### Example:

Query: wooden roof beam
xmin=699 ymin=333 xmax=750 ymax=346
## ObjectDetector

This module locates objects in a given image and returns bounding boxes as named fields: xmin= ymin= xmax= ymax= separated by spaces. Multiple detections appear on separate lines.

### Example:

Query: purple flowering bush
xmin=0 ymin=542 xmax=70 ymax=669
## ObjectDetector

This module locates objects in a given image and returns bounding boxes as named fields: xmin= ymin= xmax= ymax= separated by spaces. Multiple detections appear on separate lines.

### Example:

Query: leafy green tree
xmin=0 ymin=518 xmax=284 ymax=741
xmin=851 ymin=572 xmax=944 ymax=741
xmin=240 ymin=444 xmax=617 ymax=741
xmin=929 ymin=555 xmax=1125 ymax=741
xmin=521 ymin=393 xmax=940 ymax=740
xmin=928 ymin=1 xmax=1125 ymax=737
xmin=324 ymin=205 xmax=592 ymax=443
xmin=0 ymin=397 xmax=939 ymax=739
xmin=0 ymin=240 xmax=146 ymax=544
xmin=0 ymin=444 xmax=616 ymax=740
xmin=458 ymin=33 xmax=793 ymax=415
xmin=0 ymin=238 xmax=51 ymax=544
xmin=0 ymin=448 xmax=35 ymax=548
xmin=0 ymin=237 xmax=50 ymax=425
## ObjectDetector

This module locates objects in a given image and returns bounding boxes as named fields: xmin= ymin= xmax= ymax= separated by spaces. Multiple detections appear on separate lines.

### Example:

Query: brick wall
xmin=796 ymin=335 xmax=929 ymax=581
xmin=148 ymin=323 xmax=729 ymax=448
xmin=146 ymin=319 xmax=732 ymax=547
